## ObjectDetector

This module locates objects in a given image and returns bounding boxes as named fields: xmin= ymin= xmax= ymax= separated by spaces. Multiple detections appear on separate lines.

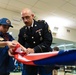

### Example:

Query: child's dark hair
xmin=53 ymin=46 xmax=59 ymax=51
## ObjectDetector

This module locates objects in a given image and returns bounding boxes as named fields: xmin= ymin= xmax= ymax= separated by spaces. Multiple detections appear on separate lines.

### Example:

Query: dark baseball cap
xmin=0 ymin=18 xmax=13 ymax=27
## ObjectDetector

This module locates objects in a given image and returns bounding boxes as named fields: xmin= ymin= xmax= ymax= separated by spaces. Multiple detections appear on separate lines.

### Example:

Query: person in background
xmin=0 ymin=18 xmax=16 ymax=75
xmin=52 ymin=47 xmax=60 ymax=75
xmin=18 ymin=8 xmax=53 ymax=75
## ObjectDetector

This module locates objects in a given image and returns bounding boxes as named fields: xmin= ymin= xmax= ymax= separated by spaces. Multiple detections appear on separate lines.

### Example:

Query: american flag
xmin=14 ymin=44 xmax=76 ymax=66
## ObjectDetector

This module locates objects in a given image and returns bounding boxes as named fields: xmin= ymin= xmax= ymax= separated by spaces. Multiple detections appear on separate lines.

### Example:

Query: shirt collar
xmin=31 ymin=20 xmax=34 ymax=27
xmin=28 ymin=20 xmax=34 ymax=28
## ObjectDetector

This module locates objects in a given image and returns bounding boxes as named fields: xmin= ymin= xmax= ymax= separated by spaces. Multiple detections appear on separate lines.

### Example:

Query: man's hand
xmin=26 ymin=48 xmax=34 ymax=54
xmin=12 ymin=40 xmax=27 ymax=53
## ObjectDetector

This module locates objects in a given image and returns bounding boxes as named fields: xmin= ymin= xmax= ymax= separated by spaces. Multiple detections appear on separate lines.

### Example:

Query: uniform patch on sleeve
xmin=48 ymin=25 xmax=51 ymax=32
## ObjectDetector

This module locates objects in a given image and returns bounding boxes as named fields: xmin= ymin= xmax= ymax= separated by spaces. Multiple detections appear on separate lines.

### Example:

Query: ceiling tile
xmin=32 ymin=7 xmax=55 ymax=19
xmin=8 ymin=0 xmax=32 ymax=9
xmin=0 ymin=0 xmax=9 ymax=4
xmin=34 ymin=0 xmax=66 ymax=12
xmin=39 ymin=0 xmax=66 ymax=7
xmin=7 ymin=0 xmax=32 ymax=12
xmin=64 ymin=0 xmax=71 ymax=2
xmin=70 ymin=14 xmax=76 ymax=21
xmin=32 ymin=7 xmax=50 ymax=15
xmin=60 ymin=3 xmax=76 ymax=15
xmin=53 ymin=9 xmax=73 ymax=18
xmin=17 ymin=0 xmax=38 ymax=6
xmin=0 ymin=3 xmax=7 ymax=8
xmin=7 ymin=5 xmax=31 ymax=13
xmin=69 ymin=0 xmax=76 ymax=6
xmin=6 ymin=6 xmax=21 ymax=13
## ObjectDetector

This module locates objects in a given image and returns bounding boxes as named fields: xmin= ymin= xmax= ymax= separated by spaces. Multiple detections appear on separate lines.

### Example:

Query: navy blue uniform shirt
xmin=18 ymin=20 xmax=53 ymax=53
xmin=0 ymin=32 xmax=14 ymax=74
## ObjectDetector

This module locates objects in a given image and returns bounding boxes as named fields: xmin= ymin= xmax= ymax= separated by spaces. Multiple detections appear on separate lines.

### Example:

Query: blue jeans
xmin=22 ymin=65 xmax=52 ymax=75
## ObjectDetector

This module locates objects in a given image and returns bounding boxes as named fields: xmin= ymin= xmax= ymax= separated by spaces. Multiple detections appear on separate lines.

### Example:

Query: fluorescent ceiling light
xmin=57 ymin=44 xmax=73 ymax=47
xmin=44 ymin=16 xmax=72 ymax=29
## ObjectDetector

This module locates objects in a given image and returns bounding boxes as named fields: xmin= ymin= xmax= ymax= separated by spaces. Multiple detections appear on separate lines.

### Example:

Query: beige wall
xmin=52 ymin=26 xmax=76 ymax=42
xmin=0 ymin=8 xmax=24 ymax=40
xmin=0 ymin=7 xmax=24 ymax=30
xmin=0 ymin=7 xmax=76 ymax=42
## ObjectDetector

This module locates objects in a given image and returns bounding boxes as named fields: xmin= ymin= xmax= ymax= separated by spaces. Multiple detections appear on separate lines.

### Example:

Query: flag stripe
xmin=14 ymin=50 xmax=76 ymax=66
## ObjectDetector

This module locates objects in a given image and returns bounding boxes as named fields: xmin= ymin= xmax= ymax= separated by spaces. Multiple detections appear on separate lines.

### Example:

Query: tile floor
xmin=10 ymin=71 xmax=76 ymax=75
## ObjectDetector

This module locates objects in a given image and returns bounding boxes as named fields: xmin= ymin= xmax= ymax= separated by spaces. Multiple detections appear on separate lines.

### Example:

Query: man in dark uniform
xmin=0 ymin=18 xmax=15 ymax=75
xmin=18 ymin=8 xmax=53 ymax=75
